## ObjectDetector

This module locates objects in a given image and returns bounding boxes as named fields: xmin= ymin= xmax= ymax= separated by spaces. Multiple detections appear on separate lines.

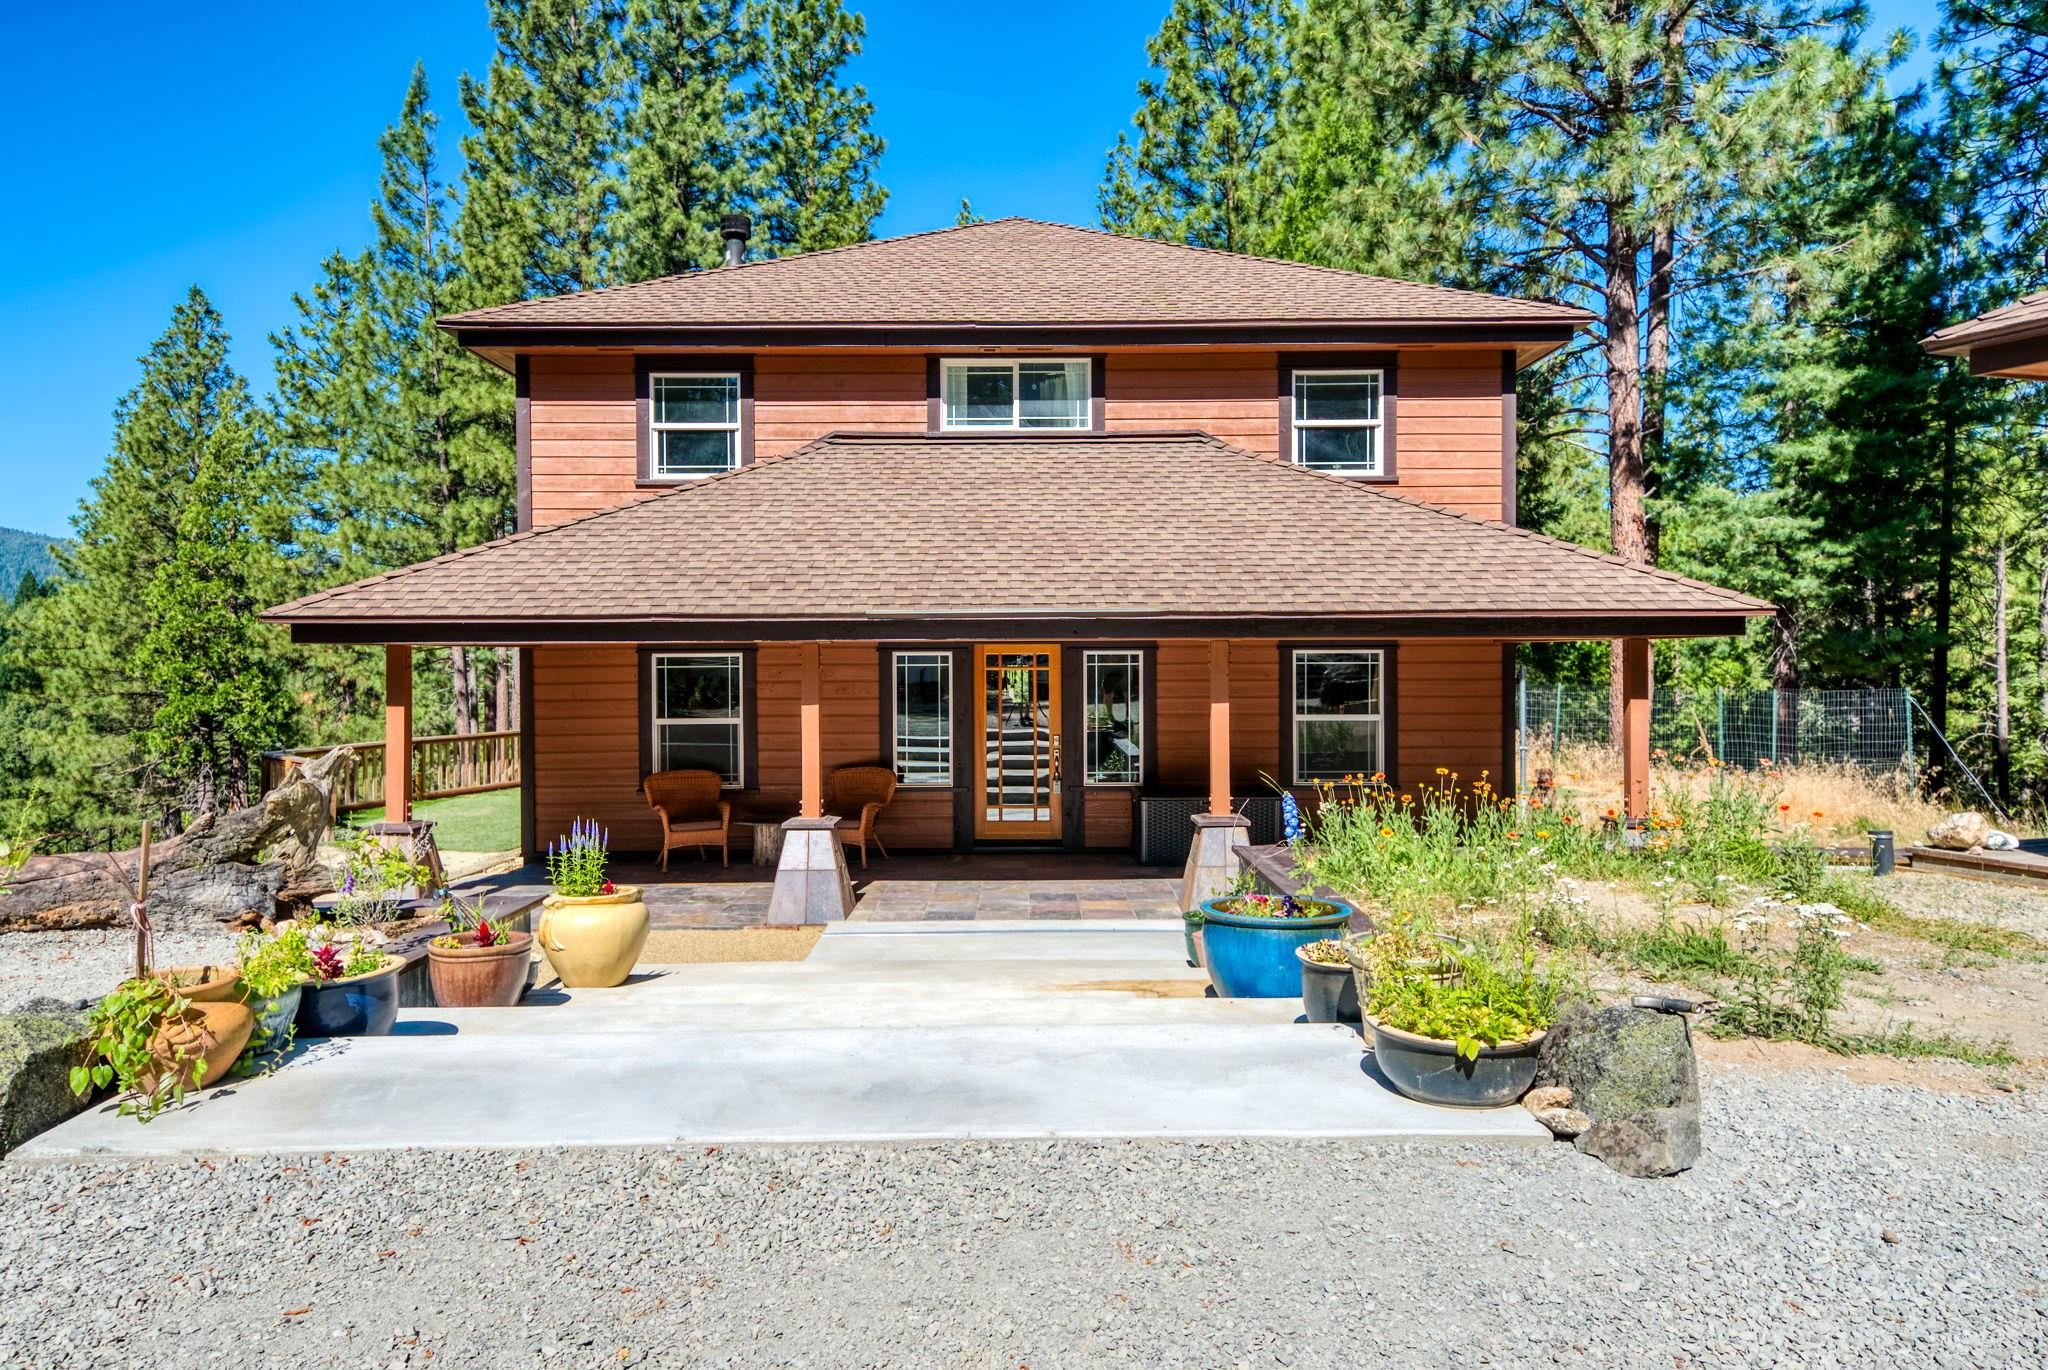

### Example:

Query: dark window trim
xmin=634 ymin=355 xmax=755 ymax=487
xmin=925 ymin=354 xmax=1106 ymax=435
xmin=1077 ymin=643 xmax=1151 ymax=790
xmin=518 ymin=646 xmax=538 ymax=858
xmin=876 ymin=641 xmax=958 ymax=786
xmin=514 ymin=355 xmax=533 ymax=533
xmin=1277 ymin=641 xmax=1399 ymax=789
xmin=950 ymin=644 xmax=974 ymax=851
xmin=637 ymin=644 xmax=759 ymax=792
xmin=1278 ymin=352 xmax=1400 ymax=483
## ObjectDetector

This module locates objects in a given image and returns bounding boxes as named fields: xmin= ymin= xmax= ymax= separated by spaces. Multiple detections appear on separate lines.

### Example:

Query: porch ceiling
xmin=263 ymin=430 xmax=1771 ymax=645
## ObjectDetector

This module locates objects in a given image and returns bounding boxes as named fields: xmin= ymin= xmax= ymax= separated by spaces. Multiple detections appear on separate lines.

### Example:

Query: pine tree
xmin=748 ymin=0 xmax=887 ymax=255
xmin=618 ymin=0 xmax=758 ymax=279
xmin=1098 ymin=0 xmax=1291 ymax=252
xmin=135 ymin=397 xmax=298 ymax=816
xmin=458 ymin=0 xmax=627 ymax=301
xmin=12 ymin=289 xmax=296 ymax=838
xmin=955 ymin=198 xmax=984 ymax=228
xmin=1940 ymin=1 xmax=2048 ymax=281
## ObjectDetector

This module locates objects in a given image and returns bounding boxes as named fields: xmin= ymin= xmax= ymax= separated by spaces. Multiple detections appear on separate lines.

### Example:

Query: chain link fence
xmin=1517 ymin=681 xmax=1917 ymax=773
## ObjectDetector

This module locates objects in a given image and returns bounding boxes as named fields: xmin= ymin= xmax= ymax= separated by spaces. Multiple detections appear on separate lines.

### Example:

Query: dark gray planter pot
xmin=1366 ymin=1017 xmax=1546 ymax=1108
xmin=1296 ymin=949 xmax=1360 ymax=1024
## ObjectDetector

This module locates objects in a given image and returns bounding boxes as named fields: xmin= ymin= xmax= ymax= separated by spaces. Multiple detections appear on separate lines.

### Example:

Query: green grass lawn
xmin=348 ymin=788 xmax=521 ymax=854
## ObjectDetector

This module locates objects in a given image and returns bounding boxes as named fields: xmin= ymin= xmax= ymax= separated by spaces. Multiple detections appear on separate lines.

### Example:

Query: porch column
xmin=1621 ymin=637 xmax=1652 ymax=828
xmin=770 ymin=641 xmax=853 ymax=924
xmin=1207 ymin=637 xmax=1232 ymax=816
xmin=384 ymin=645 xmax=413 ymax=822
xmin=1180 ymin=639 xmax=1249 ymax=911
xmin=798 ymin=641 xmax=824 ymax=819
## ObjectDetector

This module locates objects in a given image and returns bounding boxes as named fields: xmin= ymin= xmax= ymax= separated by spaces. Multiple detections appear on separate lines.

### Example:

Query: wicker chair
xmin=828 ymin=765 xmax=898 ymax=868
xmin=644 ymin=769 xmax=732 ymax=870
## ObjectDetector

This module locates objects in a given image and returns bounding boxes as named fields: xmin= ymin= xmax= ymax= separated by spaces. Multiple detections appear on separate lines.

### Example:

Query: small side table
xmin=749 ymin=820 xmax=788 ymax=867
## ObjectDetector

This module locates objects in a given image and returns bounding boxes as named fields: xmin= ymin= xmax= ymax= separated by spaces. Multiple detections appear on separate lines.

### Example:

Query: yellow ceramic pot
xmin=537 ymin=886 xmax=650 ymax=988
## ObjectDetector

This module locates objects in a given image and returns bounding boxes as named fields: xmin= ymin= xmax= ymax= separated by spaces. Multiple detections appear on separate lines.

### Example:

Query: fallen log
xmin=0 ymin=748 xmax=353 ymax=934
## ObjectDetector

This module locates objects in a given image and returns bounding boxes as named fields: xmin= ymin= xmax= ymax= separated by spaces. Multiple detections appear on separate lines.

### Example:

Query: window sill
xmin=1292 ymin=466 xmax=1396 ymax=482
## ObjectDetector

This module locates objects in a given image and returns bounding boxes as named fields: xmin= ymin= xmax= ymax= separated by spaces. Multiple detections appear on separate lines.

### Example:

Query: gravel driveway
xmin=2 ymin=1067 xmax=2041 ymax=1367
xmin=0 ymin=926 xmax=242 ymax=1013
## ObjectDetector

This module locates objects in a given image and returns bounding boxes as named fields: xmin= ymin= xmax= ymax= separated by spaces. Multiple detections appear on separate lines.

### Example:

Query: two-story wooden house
xmin=266 ymin=218 xmax=1767 ymax=920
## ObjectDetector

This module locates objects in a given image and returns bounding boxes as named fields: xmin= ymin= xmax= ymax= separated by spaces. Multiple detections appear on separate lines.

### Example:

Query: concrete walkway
xmin=15 ymin=921 xmax=1548 ymax=1160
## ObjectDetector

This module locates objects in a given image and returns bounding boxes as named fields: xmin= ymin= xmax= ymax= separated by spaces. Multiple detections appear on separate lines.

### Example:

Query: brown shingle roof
xmin=440 ymin=219 xmax=1590 ymax=333
xmin=266 ymin=433 xmax=1768 ymax=642
xmin=1923 ymin=290 xmax=2048 ymax=353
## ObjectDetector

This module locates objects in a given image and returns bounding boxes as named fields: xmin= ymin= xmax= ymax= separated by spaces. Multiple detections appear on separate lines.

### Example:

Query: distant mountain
xmin=0 ymin=526 xmax=62 ymax=601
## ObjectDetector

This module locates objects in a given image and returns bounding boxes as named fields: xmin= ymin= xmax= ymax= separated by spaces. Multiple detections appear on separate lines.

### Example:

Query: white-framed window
xmin=892 ymin=651 xmax=952 ymax=785
xmin=1083 ymin=650 xmax=1143 ymax=785
xmin=940 ymin=358 xmax=1091 ymax=430
xmin=652 ymin=652 xmax=744 ymax=786
xmin=649 ymin=373 xmax=742 ymax=478
xmin=1291 ymin=649 xmax=1384 ymax=783
xmin=1291 ymin=369 xmax=1384 ymax=475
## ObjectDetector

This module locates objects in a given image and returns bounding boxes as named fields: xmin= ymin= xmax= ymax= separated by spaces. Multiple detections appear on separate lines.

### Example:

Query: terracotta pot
xmin=538 ymin=886 xmax=649 ymax=988
xmin=428 ymin=931 xmax=534 ymax=1007
xmin=143 ymin=1000 xmax=255 ymax=1092
xmin=152 ymin=964 xmax=243 ymax=1003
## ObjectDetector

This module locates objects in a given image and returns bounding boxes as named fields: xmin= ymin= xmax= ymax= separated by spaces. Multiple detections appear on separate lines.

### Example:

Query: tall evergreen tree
xmin=748 ymin=0 xmax=887 ymax=255
xmin=458 ymin=0 xmax=627 ymax=301
xmin=1941 ymin=1 xmax=2048 ymax=279
xmin=618 ymin=0 xmax=758 ymax=279
xmin=11 ymin=290 xmax=295 ymax=839
xmin=1098 ymin=0 xmax=1290 ymax=252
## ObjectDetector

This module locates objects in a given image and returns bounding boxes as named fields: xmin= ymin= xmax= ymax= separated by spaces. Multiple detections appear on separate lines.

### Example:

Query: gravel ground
xmin=0 ymin=925 xmax=241 ymax=1013
xmin=2 ymin=1068 xmax=2042 ymax=1368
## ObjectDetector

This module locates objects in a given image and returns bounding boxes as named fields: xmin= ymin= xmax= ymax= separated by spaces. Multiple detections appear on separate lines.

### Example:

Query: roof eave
xmin=269 ymin=607 xmax=1769 ymax=648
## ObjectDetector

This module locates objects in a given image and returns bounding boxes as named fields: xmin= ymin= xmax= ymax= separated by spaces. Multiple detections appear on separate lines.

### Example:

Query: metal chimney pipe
xmin=720 ymin=214 xmax=751 ymax=267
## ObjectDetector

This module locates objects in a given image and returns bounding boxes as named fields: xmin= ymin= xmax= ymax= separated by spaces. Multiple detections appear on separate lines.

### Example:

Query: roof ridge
xmin=1179 ymin=432 xmax=1773 ymax=611
xmin=1007 ymin=219 xmax=1590 ymax=321
xmin=441 ymin=219 xmax=1047 ymax=325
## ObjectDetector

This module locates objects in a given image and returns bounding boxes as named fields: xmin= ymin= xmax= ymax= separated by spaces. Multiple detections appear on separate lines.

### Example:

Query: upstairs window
xmin=650 ymin=373 xmax=741 ymax=478
xmin=941 ymin=359 xmax=1090 ymax=430
xmin=1291 ymin=370 xmax=1384 ymax=475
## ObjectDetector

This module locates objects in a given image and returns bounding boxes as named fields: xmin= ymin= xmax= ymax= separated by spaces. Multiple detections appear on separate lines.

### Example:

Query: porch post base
xmin=768 ymin=817 xmax=854 ymax=925
xmin=1179 ymin=813 xmax=1251 ymax=912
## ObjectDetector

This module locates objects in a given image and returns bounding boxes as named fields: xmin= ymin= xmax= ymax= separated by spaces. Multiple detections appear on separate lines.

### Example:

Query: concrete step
xmin=16 ymin=1021 xmax=1548 ymax=1159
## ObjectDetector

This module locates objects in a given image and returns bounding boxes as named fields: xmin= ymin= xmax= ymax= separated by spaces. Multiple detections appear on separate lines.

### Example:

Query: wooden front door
xmin=974 ymin=644 xmax=1063 ymax=840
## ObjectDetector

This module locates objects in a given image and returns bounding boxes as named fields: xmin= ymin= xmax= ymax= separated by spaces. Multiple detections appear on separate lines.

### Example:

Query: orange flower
xmin=1506 ymin=830 xmax=1521 ymax=841
xmin=1435 ymin=766 xmax=1449 ymax=776
xmin=1811 ymin=810 xmax=1824 ymax=819
xmin=1378 ymin=826 xmax=1394 ymax=838
xmin=1778 ymin=804 xmax=1791 ymax=813
xmin=1400 ymin=794 xmax=1414 ymax=805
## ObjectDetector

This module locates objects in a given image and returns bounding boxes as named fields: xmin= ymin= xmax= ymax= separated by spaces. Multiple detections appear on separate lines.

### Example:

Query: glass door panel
xmin=974 ymin=645 xmax=1062 ymax=840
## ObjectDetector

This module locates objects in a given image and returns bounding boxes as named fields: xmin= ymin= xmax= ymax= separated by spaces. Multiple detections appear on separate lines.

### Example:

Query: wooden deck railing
xmin=262 ymin=730 xmax=521 ymax=812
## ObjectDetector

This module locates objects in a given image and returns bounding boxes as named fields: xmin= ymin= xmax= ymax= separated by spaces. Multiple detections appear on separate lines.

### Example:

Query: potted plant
xmin=150 ymin=962 xmax=244 ymax=1004
xmin=232 ymin=925 xmax=314 ymax=1073
xmin=427 ymin=902 xmax=533 ymax=1008
xmin=1196 ymin=874 xmax=1355 ymax=998
xmin=1180 ymin=908 xmax=1205 ymax=967
xmin=537 ymin=818 xmax=648 ymax=988
xmin=322 ymin=829 xmax=432 ymax=924
xmin=1296 ymin=939 xmax=1359 ymax=1024
xmin=1358 ymin=921 xmax=1571 ymax=1108
xmin=70 ymin=976 xmax=253 ymax=1121
xmin=295 ymin=938 xmax=406 ymax=1037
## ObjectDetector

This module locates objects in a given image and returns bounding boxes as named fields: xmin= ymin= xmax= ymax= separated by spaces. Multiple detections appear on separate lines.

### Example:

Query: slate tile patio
xmin=462 ymin=853 xmax=1184 ymax=928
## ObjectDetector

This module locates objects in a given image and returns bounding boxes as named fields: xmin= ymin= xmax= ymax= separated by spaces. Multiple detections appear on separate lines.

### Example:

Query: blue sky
xmin=0 ymin=0 xmax=1939 ymax=538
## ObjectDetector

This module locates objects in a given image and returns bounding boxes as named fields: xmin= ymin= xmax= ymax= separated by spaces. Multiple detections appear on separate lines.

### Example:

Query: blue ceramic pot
xmin=1198 ymin=897 xmax=1354 ymax=998
xmin=236 ymin=985 xmax=304 ymax=1070
xmin=296 ymin=957 xmax=403 ymax=1037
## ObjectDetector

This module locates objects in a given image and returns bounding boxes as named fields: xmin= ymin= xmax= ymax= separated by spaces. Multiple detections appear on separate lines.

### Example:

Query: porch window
xmin=649 ymin=373 xmax=742 ymax=478
xmin=940 ymin=359 xmax=1090 ymax=430
xmin=892 ymin=651 xmax=952 ymax=785
xmin=1291 ymin=370 xmax=1383 ymax=475
xmin=1084 ymin=650 xmax=1143 ymax=785
xmin=1292 ymin=649 xmax=1383 ymax=782
xmin=652 ymin=652 xmax=744 ymax=785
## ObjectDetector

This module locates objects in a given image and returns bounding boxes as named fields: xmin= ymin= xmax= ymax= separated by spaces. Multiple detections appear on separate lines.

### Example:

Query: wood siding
xmin=524 ymin=347 xmax=1512 ymax=528
xmin=529 ymin=637 xmax=1505 ymax=856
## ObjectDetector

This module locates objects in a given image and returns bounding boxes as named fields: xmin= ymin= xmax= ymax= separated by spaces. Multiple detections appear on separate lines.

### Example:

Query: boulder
xmin=1925 ymin=812 xmax=1992 ymax=852
xmin=1983 ymin=829 xmax=2020 ymax=852
xmin=0 ymin=1000 xmax=91 ymax=1157
xmin=1537 ymin=1002 xmax=1700 ymax=1177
